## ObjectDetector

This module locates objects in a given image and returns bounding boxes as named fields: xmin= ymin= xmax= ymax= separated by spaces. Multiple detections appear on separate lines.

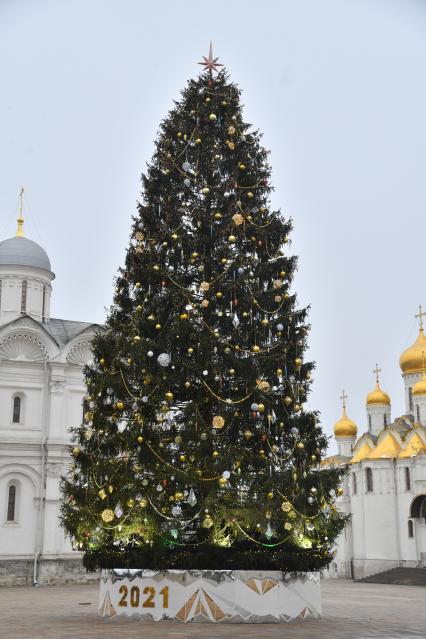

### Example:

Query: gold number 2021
xmin=118 ymin=585 xmax=169 ymax=609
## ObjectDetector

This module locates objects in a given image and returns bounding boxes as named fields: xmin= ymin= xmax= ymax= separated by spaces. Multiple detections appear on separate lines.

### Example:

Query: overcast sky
xmin=1 ymin=0 xmax=426 ymax=451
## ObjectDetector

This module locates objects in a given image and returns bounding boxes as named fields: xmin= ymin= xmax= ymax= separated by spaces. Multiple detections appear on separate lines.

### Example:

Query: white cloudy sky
xmin=1 ymin=0 xmax=426 ymax=451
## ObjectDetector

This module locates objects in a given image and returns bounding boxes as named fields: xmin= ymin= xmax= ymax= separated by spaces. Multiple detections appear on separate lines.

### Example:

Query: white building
xmin=0 ymin=212 xmax=100 ymax=585
xmin=325 ymin=311 xmax=426 ymax=580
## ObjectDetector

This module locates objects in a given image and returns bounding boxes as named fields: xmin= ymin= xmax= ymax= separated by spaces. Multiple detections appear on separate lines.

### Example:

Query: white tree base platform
xmin=99 ymin=569 xmax=321 ymax=623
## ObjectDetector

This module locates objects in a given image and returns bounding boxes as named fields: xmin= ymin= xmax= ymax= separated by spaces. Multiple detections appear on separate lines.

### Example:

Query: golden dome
xmin=366 ymin=382 xmax=390 ymax=405
xmin=413 ymin=373 xmax=426 ymax=396
xmin=400 ymin=328 xmax=426 ymax=374
xmin=334 ymin=408 xmax=357 ymax=438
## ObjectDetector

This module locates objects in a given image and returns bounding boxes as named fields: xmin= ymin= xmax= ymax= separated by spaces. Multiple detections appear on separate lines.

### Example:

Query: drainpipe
xmin=33 ymin=361 xmax=50 ymax=584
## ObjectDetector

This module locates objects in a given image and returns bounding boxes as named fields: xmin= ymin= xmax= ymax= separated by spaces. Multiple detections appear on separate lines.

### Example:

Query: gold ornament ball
xmin=252 ymin=345 xmax=260 ymax=353
xmin=228 ymin=234 xmax=236 ymax=243
xmin=99 ymin=358 xmax=105 ymax=366
xmin=212 ymin=450 xmax=219 ymax=458
xmin=179 ymin=454 xmax=186 ymax=462
xmin=221 ymin=100 xmax=227 ymax=106
xmin=311 ymin=455 xmax=317 ymax=461
xmin=284 ymin=396 xmax=292 ymax=406
xmin=136 ymin=305 xmax=142 ymax=312
xmin=294 ymin=404 xmax=301 ymax=412
xmin=212 ymin=415 xmax=225 ymax=429
xmin=101 ymin=509 xmax=114 ymax=523
xmin=180 ymin=313 xmax=188 ymax=320
xmin=239 ymin=163 xmax=246 ymax=170
xmin=184 ymin=380 xmax=191 ymax=388
xmin=336 ymin=487 xmax=344 ymax=496
xmin=296 ymin=442 xmax=305 ymax=449
xmin=229 ymin=368 xmax=235 ymax=375
xmin=98 ymin=489 xmax=106 ymax=500
xmin=127 ymin=498 xmax=134 ymax=508
xmin=209 ymin=113 xmax=217 ymax=121
xmin=218 ymin=477 xmax=227 ymax=486
xmin=247 ymin=191 xmax=254 ymax=199
xmin=137 ymin=436 xmax=144 ymax=444
xmin=221 ymin=258 xmax=227 ymax=265
xmin=191 ymin=251 xmax=199 ymax=258
xmin=280 ymin=271 xmax=286 ymax=278
xmin=202 ymin=187 xmax=210 ymax=195
xmin=277 ymin=368 xmax=283 ymax=376
xmin=216 ymin=291 xmax=223 ymax=299
xmin=187 ymin=347 xmax=194 ymax=354
xmin=174 ymin=491 xmax=184 ymax=501
xmin=177 ymin=132 xmax=182 ymax=138
xmin=148 ymin=313 xmax=156 ymax=321
xmin=295 ymin=357 xmax=303 ymax=367
xmin=127 ymin=358 xmax=133 ymax=365
xmin=205 ymin=97 xmax=211 ymax=103
xmin=108 ymin=485 xmax=114 ymax=493
xmin=261 ymin=318 xmax=269 ymax=326
xmin=257 ymin=403 xmax=265 ymax=413
xmin=165 ymin=391 xmax=174 ymax=401
xmin=139 ymin=498 xmax=147 ymax=508
xmin=242 ymin=311 xmax=248 ymax=318
xmin=195 ymin=138 xmax=202 ymax=145
xmin=171 ymin=233 xmax=178 ymax=240
xmin=133 ymin=335 xmax=141 ymax=343
xmin=244 ymin=430 xmax=253 ymax=439
xmin=214 ymin=211 xmax=222 ymax=219
xmin=116 ymin=401 xmax=124 ymax=411
xmin=72 ymin=447 xmax=80 ymax=456
xmin=135 ymin=282 xmax=141 ymax=288
xmin=224 ymin=347 xmax=231 ymax=354
xmin=153 ymin=265 xmax=160 ymax=271
xmin=155 ymin=323 xmax=161 ymax=330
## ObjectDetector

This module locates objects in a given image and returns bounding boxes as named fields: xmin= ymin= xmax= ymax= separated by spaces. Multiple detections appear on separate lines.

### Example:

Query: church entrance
xmin=410 ymin=495 xmax=426 ymax=565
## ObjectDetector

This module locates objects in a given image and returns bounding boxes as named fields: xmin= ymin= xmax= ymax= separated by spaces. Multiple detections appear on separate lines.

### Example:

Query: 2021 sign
xmin=118 ymin=584 xmax=169 ymax=609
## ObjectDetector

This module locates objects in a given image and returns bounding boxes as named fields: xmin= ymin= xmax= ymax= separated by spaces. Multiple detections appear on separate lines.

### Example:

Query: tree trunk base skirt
xmin=99 ymin=569 xmax=321 ymax=623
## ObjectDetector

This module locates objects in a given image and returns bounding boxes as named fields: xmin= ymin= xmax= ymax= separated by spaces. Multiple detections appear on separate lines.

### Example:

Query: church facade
xmin=0 ymin=214 xmax=100 ymax=585
xmin=325 ymin=312 xmax=426 ymax=580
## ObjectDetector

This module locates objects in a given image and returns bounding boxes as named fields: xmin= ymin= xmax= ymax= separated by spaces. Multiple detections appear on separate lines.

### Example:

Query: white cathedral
xmin=0 ymin=211 xmax=100 ymax=585
xmin=1 ymin=210 xmax=425 ymax=585
xmin=325 ymin=309 xmax=426 ymax=580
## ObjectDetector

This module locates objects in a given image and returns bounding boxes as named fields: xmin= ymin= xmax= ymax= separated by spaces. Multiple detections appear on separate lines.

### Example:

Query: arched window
xmin=368 ymin=414 xmax=372 ymax=431
xmin=409 ymin=387 xmax=413 ymax=412
xmin=7 ymin=485 xmax=16 ymax=521
xmin=384 ymin=413 xmax=387 ymax=427
xmin=352 ymin=472 xmax=357 ymax=495
xmin=12 ymin=396 xmax=21 ymax=423
xmin=21 ymin=280 xmax=27 ymax=313
xmin=405 ymin=467 xmax=411 ymax=491
xmin=365 ymin=467 xmax=373 ymax=492
xmin=416 ymin=405 xmax=420 ymax=422
xmin=42 ymin=285 xmax=46 ymax=321
xmin=408 ymin=520 xmax=414 ymax=538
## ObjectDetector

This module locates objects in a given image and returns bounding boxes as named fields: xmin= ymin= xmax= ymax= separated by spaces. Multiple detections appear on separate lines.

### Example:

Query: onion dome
xmin=400 ymin=307 xmax=426 ymax=374
xmin=334 ymin=390 xmax=357 ymax=438
xmin=366 ymin=365 xmax=390 ymax=405
xmin=0 ymin=236 xmax=51 ymax=272
xmin=413 ymin=373 xmax=426 ymax=396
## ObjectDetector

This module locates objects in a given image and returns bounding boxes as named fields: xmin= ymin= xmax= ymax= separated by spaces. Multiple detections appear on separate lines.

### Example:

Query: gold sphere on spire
xmin=400 ymin=306 xmax=426 ymax=374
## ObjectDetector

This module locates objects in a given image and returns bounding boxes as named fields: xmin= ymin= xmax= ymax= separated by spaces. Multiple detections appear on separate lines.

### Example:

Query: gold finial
xmin=340 ymin=389 xmax=348 ymax=411
xmin=415 ymin=305 xmax=425 ymax=331
xmin=16 ymin=187 xmax=24 ymax=237
xmin=373 ymin=364 xmax=382 ymax=385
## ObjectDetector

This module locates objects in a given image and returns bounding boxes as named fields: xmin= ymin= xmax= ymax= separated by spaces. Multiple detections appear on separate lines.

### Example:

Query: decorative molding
xmin=0 ymin=334 xmax=48 ymax=362
xmin=66 ymin=341 xmax=93 ymax=367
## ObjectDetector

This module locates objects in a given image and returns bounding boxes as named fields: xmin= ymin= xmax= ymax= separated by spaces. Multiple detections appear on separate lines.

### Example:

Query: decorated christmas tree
xmin=61 ymin=48 xmax=347 ymax=571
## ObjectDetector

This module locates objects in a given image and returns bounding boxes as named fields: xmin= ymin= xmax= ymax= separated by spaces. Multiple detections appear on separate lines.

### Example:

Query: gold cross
xmin=415 ymin=305 xmax=425 ymax=330
xmin=16 ymin=187 xmax=24 ymax=237
xmin=340 ymin=390 xmax=348 ymax=409
xmin=373 ymin=364 xmax=381 ymax=384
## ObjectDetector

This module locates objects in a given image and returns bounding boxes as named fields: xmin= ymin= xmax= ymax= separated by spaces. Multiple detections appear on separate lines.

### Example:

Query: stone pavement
xmin=0 ymin=579 xmax=424 ymax=638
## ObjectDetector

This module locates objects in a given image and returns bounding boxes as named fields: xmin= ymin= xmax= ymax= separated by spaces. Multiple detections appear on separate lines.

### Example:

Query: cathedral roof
xmin=0 ymin=236 xmax=52 ymax=273
xmin=42 ymin=318 xmax=100 ymax=347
